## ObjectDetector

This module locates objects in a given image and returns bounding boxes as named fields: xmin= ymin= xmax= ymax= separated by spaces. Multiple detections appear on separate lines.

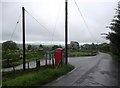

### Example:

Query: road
xmin=44 ymin=53 xmax=118 ymax=86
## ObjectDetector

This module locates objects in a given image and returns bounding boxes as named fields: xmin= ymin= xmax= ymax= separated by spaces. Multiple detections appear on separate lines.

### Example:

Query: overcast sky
xmin=1 ymin=0 xmax=119 ymax=45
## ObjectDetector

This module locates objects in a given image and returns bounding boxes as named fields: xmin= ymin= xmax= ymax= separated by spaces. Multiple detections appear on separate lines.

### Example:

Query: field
xmin=2 ymin=50 xmax=44 ymax=68
xmin=2 ymin=49 xmax=98 ymax=68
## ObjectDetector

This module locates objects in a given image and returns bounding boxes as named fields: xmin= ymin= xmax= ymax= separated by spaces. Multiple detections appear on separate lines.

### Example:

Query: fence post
xmin=45 ymin=56 xmax=47 ymax=66
xmin=52 ymin=59 xmax=54 ymax=68
xmin=39 ymin=60 xmax=41 ymax=66
xmin=27 ymin=62 xmax=29 ymax=70
xmin=13 ymin=66 xmax=15 ymax=72
xmin=37 ymin=60 xmax=40 ymax=68
xmin=36 ymin=59 xmax=41 ymax=69
xmin=36 ymin=59 xmax=37 ymax=68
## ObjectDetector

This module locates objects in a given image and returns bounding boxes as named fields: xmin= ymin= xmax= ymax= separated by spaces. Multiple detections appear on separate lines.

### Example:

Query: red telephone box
xmin=54 ymin=48 xmax=63 ymax=66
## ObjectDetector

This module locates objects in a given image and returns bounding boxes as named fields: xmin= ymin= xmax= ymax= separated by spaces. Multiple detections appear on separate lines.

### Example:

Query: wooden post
xmin=52 ymin=59 xmax=54 ymax=68
xmin=40 ymin=61 xmax=41 ymax=67
xmin=13 ymin=66 xmax=15 ymax=72
xmin=27 ymin=62 xmax=29 ymax=70
xmin=22 ymin=7 xmax=26 ymax=71
xmin=65 ymin=0 xmax=68 ymax=65
xmin=36 ymin=59 xmax=37 ymax=68
xmin=45 ymin=52 xmax=47 ymax=66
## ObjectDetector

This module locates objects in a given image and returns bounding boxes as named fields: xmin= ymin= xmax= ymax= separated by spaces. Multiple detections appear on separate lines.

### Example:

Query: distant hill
xmin=17 ymin=44 xmax=54 ymax=49
xmin=0 ymin=41 xmax=64 ymax=50
xmin=17 ymin=44 xmax=40 ymax=50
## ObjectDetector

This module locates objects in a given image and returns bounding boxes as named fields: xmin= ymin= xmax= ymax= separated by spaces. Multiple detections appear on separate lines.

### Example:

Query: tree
xmin=39 ymin=44 xmax=43 ymax=48
xmin=97 ymin=43 xmax=110 ymax=52
xmin=52 ymin=45 xmax=62 ymax=50
xmin=2 ymin=41 xmax=19 ymax=67
xmin=27 ymin=45 xmax=32 ymax=50
xmin=91 ymin=43 xmax=95 ymax=50
xmin=39 ymin=44 xmax=43 ymax=51
xmin=106 ymin=2 xmax=120 ymax=56
xmin=69 ymin=41 xmax=79 ymax=51
xmin=2 ymin=40 xmax=19 ymax=51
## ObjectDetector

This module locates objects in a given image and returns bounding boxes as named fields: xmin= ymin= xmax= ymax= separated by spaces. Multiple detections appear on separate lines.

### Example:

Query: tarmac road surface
xmin=44 ymin=53 xmax=118 ymax=86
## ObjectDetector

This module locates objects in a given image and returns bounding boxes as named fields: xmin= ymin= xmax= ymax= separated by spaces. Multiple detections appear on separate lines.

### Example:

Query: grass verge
xmin=2 ymin=64 xmax=74 ymax=87
xmin=68 ymin=51 xmax=98 ymax=57
xmin=109 ymin=52 xmax=120 ymax=63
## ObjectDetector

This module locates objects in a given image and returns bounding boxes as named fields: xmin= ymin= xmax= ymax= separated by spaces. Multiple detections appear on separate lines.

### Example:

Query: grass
xmin=68 ymin=50 xmax=98 ymax=57
xmin=109 ymin=52 xmax=120 ymax=63
xmin=2 ymin=64 xmax=74 ymax=87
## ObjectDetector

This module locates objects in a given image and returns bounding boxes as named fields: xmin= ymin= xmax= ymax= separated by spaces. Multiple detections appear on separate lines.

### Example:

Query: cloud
xmin=1 ymin=0 xmax=119 ymax=44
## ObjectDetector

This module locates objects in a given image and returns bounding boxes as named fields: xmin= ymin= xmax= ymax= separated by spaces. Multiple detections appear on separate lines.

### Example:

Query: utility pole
xmin=65 ymin=0 xmax=68 ymax=65
xmin=22 ymin=7 xmax=26 ymax=71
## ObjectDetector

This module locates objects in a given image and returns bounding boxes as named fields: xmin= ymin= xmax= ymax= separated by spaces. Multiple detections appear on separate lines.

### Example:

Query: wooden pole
xmin=22 ymin=7 xmax=26 ymax=71
xmin=65 ymin=0 xmax=68 ymax=64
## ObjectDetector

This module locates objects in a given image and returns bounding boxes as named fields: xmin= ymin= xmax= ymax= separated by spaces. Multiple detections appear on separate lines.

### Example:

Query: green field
xmin=2 ymin=50 xmax=44 ymax=68
xmin=2 ymin=50 xmax=98 ymax=68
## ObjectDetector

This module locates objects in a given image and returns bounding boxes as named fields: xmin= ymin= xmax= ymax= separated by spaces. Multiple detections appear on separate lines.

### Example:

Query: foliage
xmin=52 ymin=45 xmax=62 ymax=50
xmin=2 ymin=41 xmax=19 ymax=51
xmin=2 ymin=41 xmax=19 ymax=68
xmin=106 ymin=2 xmax=120 ymax=57
xmin=80 ymin=43 xmax=97 ymax=51
xmin=27 ymin=45 xmax=32 ymax=50
xmin=2 ymin=64 xmax=74 ymax=86
xmin=68 ymin=41 xmax=79 ymax=51
xmin=2 ymin=50 xmax=44 ymax=68
xmin=39 ymin=44 xmax=43 ymax=48
xmin=97 ymin=43 xmax=110 ymax=53
xmin=2 ymin=50 xmax=21 ymax=68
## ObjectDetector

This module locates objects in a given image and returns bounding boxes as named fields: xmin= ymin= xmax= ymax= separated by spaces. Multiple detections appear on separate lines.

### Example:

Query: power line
xmin=25 ymin=9 xmax=52 ymax=35
xmin=10 ymin=14 xmax=21 ymax=40
xmin=74 ymin=0 xmax=98 ymax=43
xmin=51 ymin=1 xmax=62 ymax=45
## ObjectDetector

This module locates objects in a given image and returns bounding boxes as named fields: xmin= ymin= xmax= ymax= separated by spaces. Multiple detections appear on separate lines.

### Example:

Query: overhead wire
xmin=10 ymin=14 xmax=21 ymax=40
xmin=50 ymin=1 xmax=63 ymax=45
xmin=74 ymin=0 xmax=98 ymax=43
xmin=25 ymin=9 xmax=52 ymax=35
